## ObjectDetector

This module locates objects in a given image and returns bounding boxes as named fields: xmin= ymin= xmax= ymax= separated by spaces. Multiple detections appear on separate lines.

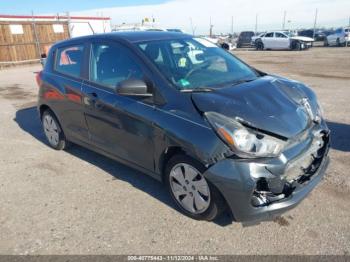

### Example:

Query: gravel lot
xmin=0 ymin=47 xmax=349 ymax=255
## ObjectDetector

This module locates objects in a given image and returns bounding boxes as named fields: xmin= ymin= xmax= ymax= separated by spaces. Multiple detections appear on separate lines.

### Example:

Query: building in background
xmin=0 ymin=14 xmax=111 ymax=65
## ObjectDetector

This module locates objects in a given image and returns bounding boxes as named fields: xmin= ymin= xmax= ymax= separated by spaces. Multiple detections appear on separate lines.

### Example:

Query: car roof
xmin=53 ymin=31 xmax=193 ymax=48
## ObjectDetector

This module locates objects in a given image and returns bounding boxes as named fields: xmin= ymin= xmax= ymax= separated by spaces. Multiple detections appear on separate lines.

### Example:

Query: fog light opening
xmin=251 ymin=178 xmax=286 ymax=207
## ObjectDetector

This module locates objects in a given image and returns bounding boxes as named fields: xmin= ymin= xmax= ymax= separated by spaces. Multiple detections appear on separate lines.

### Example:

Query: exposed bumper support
xmin=204 ymin=131 xmax=330 ymax=222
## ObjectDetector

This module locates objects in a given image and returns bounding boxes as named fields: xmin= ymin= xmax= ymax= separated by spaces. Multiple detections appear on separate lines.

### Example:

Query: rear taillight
xmin=36 ymin=71 xmax=42 ymax=87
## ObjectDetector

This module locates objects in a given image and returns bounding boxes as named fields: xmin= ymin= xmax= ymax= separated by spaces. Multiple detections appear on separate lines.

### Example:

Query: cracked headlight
xmin=205 ymin=112 xmax=286 ymax=158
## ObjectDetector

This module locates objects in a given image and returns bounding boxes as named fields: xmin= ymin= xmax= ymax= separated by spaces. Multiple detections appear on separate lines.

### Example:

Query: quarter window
xmin=55 ymin=45 xmax=84 ymax=78
xmin=89 ymin=43 xmax=143 ymax=88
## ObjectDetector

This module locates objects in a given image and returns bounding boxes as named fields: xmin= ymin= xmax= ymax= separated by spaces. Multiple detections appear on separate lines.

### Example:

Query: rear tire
xmin=221 ymin=43 xmax=230 ymax=50
xmin=41 ymin=109 xmax=68 ymax=150
xmin=256 ymin=41 xmax=264 ymax=51
xmin=165 ymin=155 xmax=225 ymax=221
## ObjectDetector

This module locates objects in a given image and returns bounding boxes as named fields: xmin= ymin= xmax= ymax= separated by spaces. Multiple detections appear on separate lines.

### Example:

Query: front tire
xmin=42 ymin=109 xmax=68 ymax=150
xmin=336 ymin=38 xmax=341 ymax=47
xmin=324 ymin=38 xmax=329 ymax=46
xmin=165 ymin=155 xmax=225 ymax=221
xmin=293 ymin=41 xmax=302 ymax=51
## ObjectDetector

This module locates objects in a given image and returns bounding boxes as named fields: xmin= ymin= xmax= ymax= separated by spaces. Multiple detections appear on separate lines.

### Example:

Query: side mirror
xmin=116 ymin=79 xmax=152 ymax=97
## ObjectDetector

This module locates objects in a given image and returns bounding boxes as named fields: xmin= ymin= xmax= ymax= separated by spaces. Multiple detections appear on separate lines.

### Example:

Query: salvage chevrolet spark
xmin=36 ymin=32 xmax=330 ymax=222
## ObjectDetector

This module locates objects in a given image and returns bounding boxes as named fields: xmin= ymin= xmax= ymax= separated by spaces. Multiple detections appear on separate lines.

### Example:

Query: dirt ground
xmin=0 ymin=47 xmax=349 ymax=255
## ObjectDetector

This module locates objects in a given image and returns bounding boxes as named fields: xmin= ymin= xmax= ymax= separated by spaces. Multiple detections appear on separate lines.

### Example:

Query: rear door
xmin=81 ymin=40 xmax=156 ymax=171
xmin=274 ymin=32 xmax=290 ymax=49
xmin=49 ymin=43 xmax=90 ymax=143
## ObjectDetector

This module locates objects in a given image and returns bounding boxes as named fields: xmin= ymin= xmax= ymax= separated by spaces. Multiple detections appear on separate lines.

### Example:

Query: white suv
xmin=325 ymin=27 xmax=350 ymax=47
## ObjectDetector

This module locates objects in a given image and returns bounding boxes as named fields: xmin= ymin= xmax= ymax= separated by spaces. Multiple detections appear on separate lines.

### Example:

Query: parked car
xmin=254 ymin=31 xmax=314 ymax=50
xmin=166 ymin=28 xmax=184 ymax=33
xmin=298 ymin=29 xmax=326 ymax=42
xmin=324 ymin=27 xmax=350 ymax=46
xmin=237 ymin=31 xmax=255 ymax=48
xmin=202 ymin=36 xmax=234 ymax=51
xmin=37 ymin=32 xmax=330 ymax=222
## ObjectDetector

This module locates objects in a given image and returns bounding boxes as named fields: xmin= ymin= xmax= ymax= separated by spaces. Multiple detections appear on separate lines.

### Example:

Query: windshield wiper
xmin=180 ymin=87 xmax=214 ymax=93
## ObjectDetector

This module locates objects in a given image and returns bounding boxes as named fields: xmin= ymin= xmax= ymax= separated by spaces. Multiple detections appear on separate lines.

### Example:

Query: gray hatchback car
xmin=37 ymin=32 xmax=330 ymax=222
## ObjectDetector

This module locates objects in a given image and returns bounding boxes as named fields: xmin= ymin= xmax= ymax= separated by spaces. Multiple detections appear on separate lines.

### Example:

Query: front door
xmin=262 ymin=32 xmax=274 ymax=49
xmin=81 ymin=41 xmax=156 ymax=171
xmin=274 ymin=32 xmax=290 ymax=49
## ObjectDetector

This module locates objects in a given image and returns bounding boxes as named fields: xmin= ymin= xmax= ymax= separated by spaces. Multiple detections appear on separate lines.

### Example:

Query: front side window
xmin=89 ymin=43 xmax=144 ymax=88
xmin=275 ymin=32 xmax=287 ymax=38
xmin=264 ymin=32 xmax=274 ymax=38
xmin=55 ymin=45 xmax=84 ymax=78
xmin=137 ymin=38 xmax=258 ymax=90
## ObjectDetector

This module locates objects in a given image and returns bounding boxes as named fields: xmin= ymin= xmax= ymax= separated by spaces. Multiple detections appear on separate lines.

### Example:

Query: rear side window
xmin=55 ymin=45 xmax=84 ymax=78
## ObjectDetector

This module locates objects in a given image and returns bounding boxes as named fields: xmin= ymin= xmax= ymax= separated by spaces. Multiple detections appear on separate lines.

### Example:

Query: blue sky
xmin=0 ymin=0 xmax=168 ymax=15
xmin=1 ymin=0 xmax=349 ymax=33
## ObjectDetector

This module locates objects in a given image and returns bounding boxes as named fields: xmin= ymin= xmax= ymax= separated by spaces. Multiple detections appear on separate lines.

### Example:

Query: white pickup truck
xmin=253 ymin=31 xmax=314 ymax=51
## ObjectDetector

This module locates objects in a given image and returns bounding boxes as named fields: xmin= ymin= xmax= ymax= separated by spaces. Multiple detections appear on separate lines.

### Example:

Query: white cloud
xmin=72 ymin=0 xmax=350 ymax=34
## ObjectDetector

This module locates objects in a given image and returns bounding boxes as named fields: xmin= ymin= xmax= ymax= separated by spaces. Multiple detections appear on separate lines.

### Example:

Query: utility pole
xmin=231 ymin=16 xmax=234 ymax=35
xmin=209 ymin=16 xmax=214 ymax=37
xmin=189 ymin=17 xmax=196 ymax=35
xmin=313 ymin=8 xmax=318 ymax=40
xmin=66 ymin=11 xmax=72 ymax=38
xmin=255 ymin=14 xmax=258 ymax=34
xmin=31 ymin=10 xmax=41 ymax=59
xmin=282 ymin=10 xmax=287 ymax=30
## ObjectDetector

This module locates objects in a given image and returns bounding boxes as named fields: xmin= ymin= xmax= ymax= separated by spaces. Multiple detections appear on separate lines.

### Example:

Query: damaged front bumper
xmin=204 ymin=125 xmax=330 ymax=222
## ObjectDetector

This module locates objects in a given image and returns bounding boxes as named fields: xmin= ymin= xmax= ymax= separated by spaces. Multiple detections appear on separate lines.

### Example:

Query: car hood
xmin=191 ymin=76 xmax=317 ymax=138
xmin=290 ymin=36 xmax=314 ymax=42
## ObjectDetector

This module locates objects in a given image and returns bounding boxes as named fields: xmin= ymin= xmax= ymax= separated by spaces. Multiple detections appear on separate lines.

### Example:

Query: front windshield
xmin=137 ymin=37 xmax=258 ymax=90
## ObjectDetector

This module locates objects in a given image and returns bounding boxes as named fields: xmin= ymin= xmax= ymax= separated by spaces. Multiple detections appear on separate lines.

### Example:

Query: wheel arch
xmin=291 ymin=40 xmax=302 ymax=50
xmin=39 ymin=104 xmax=51 ymax=120
xmin=162 ymin=150 xmax=231 ymax=219
xmin=38 ymin=104 xmax=64 ymax=133
xmin=159 ymin=146 xmax=188 ymax=182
